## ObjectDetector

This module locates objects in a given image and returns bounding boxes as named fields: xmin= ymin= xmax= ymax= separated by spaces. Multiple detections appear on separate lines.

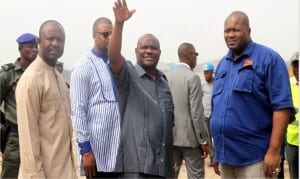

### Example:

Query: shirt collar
xmin=290 ymin=76 xmax=298 ymax=85
xmin=177 ymin=62 xmax=191 ymax=70
xmin=91 ymin=48 xmax=108 ymax=63
xmin=135 ymin=63 xmax=167 ymax=80
xmin=36 ymin=55 xmax=56 ymax=71
xmin=225 ymin=39 xmax=254 ymax=62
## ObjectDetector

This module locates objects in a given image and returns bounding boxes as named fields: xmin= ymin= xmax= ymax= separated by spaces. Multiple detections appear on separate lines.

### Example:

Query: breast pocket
xmin=213 ymin=71 xmax=227 ymax=96
xmin=101 ymin=78 xmax=117 ymax=102
xmin=93 ymin=73 xmax=117 ymax=102
xmin=233 ymin=66 xmax=253 ymax=93
xmin=42 ymin=86 xmax=72 ymax=128
xmin=41 ymin=90 xmax=61 ymax=117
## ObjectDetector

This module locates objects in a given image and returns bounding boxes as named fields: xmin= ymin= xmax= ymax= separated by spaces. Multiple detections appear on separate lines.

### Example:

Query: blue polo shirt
xmin=210 ymin=40 xmax=293 ymax=166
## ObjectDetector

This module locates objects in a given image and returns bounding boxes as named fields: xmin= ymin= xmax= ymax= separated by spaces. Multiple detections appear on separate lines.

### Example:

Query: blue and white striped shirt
xmin=70 ymin=49 xmax=120 ymax=172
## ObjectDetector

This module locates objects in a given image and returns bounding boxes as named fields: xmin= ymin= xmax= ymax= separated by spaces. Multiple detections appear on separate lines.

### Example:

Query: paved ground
xmin=179 ymin=158 xmax=290 ymax=179
xmin=0 ymin=153 xmax=290 ymax=178
xmin=177 ymin=159 xmax=220 ymax=179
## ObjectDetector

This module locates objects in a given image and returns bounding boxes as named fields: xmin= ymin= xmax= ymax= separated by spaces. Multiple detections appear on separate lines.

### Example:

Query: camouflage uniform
xmin=0 ymin=59 xmax=24 ymax=179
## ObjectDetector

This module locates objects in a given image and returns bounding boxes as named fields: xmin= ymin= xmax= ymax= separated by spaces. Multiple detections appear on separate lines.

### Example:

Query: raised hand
xmin=113 ymin=0 xmax=136 ymax=23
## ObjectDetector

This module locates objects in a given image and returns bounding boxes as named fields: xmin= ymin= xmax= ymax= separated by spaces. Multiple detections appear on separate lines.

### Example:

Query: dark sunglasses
xmin=95 ymin=31 xmax=111 ymax=38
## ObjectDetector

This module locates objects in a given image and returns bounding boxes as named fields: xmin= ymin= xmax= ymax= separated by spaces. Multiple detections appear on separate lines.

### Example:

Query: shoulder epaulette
xmin=1 ymin=63 xmax=15 ymax=71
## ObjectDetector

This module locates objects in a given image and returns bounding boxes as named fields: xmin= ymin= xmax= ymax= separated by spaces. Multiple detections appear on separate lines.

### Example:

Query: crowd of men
xmin=0 ymin=0 xmax=298 ymax=179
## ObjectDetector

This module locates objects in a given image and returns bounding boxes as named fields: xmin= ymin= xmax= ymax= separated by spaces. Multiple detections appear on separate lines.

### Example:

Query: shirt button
xmin=160 ymin=159 xmax=164 ymax=162
xmin=162 ymin=143 xmax=165 ymax=146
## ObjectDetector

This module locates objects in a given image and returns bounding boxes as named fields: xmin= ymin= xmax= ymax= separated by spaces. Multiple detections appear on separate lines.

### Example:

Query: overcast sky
xmin=0 ymin=0 xmax=299 ymax=70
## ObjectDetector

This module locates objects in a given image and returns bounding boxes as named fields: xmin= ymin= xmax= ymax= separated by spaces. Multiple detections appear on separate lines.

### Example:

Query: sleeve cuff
xmin=78 ymin=141 xmax=92 ymax=154
xmin=200 ymin=141 xmax=208 ymax=145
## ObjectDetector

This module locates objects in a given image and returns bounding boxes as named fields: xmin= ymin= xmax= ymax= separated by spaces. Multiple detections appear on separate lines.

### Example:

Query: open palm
xmin=113 ymin=0 xmax=135 ymax=23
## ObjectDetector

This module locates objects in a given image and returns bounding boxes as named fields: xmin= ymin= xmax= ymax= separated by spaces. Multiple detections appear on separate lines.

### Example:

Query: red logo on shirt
xmin=243 ymin=60 xmax=253 ymax=67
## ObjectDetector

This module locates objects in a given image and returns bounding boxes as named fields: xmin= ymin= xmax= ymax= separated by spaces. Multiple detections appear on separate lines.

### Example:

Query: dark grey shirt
xmin=113 ymin=61 xmax=174 ymax=178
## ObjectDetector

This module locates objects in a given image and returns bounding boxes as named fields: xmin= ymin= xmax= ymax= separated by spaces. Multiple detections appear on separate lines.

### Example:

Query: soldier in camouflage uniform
xmin=0 ymin=33 xmax=38 ymax=179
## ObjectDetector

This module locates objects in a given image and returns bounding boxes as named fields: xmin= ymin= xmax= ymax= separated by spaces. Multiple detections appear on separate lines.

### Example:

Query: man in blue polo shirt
xmin=210 ymin=11 xmax=293 ymax=178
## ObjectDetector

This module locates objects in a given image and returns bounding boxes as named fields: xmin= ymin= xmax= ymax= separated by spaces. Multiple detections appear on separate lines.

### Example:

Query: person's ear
xmin=18 ymin=44 xmax=22 ymax=51
xmin=37 ymin=37 xmax=41 ymax=45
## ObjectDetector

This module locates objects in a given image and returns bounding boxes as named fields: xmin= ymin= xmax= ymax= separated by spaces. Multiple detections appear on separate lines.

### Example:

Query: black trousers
xmin=286 ymin=143 xmax=299 ymax=179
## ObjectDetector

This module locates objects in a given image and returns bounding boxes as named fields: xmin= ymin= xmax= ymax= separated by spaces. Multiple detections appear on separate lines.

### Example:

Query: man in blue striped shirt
xmin=70 ymin=17 xmax=121 ymax=178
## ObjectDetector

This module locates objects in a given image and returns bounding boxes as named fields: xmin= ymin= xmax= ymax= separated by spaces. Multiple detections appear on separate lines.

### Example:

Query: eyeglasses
xmin=94 ymin=31 xmax=111 ymax=38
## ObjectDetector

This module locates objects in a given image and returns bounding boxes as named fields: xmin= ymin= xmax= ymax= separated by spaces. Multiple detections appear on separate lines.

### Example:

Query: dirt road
xmin=0 ymin=153 xmax=290 ymax=178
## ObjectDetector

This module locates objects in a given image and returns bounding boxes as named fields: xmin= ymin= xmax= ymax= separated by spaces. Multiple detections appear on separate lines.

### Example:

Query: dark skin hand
xmin=82 ymin=152 xmax=97 ymax=177
xmin=213 ymin=162 xmax=221 ymax=176
xmin=200 ymin=144 xmax=209 ymax=159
